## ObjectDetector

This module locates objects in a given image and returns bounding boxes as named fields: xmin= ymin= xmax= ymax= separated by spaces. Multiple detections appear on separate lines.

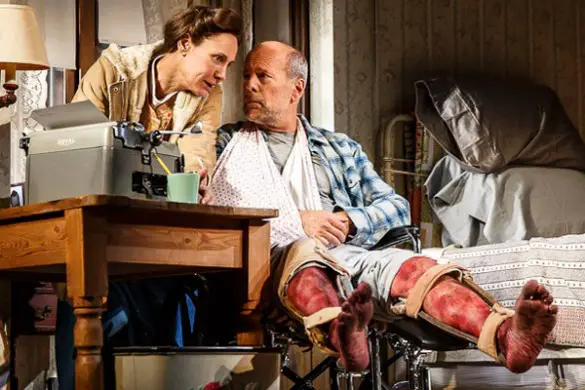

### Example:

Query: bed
xmin=379 ymin=77 xmax=585 ymax=388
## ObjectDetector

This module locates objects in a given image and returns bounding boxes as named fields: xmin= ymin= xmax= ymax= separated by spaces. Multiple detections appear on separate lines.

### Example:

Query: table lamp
xmin=0 ymin=5 xmax=49 ymax=109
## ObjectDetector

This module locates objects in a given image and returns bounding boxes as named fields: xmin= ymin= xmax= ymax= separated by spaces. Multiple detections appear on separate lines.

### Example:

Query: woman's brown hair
xmin=153 ymin=5 xmax=242 ymax=58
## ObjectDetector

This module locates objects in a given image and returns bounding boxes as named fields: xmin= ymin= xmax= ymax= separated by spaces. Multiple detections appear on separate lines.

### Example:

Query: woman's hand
xmin=198 ymin=168 xmax=213 ymax=204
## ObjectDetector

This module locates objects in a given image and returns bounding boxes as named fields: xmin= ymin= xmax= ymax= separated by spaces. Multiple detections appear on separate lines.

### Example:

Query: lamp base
xmin=0 ymin=83 xmax=18 ymax=108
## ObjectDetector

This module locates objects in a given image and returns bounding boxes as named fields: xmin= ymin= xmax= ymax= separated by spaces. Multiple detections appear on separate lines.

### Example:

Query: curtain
xmin=99 ymin=0 xmax=212 ymax=45
xmin=99 ymin=0 xmax=148 ymax=46
xmin=9 ymin=0 xmax=76 ymax=69
xmin=4 ymin=0 xmax=48 ymax=184
xmin=10 ymin=70 xmax=48 ymax=184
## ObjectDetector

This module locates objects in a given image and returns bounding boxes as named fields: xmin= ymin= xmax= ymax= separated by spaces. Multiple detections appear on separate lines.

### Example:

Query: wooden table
xmin=0 ymin=195 xmax=277 ymax=390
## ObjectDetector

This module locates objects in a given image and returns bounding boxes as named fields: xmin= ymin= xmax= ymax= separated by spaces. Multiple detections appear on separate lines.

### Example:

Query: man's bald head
xmin=243 ymin=41 xmax=308 ymax=131
xmin=246 ymin=41 xmax=308 ymax=82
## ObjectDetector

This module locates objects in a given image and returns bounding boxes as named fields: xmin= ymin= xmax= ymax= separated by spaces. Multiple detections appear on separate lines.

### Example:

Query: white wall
xmin=309 ymin=0 xmax=334 ymax=131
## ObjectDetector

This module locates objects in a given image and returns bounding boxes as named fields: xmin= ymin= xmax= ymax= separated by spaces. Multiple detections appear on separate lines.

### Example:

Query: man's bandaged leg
xmin=277 ymin=238 xmax=352 ymax=356
xmin=397 ymin=263 xmax=515 ymax=364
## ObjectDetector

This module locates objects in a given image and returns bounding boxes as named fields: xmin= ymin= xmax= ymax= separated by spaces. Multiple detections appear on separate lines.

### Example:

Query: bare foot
xmin=329 ymin=283 xmax=374 ymax=371
xmin=497 ymin=280 xmax=558 ymax=373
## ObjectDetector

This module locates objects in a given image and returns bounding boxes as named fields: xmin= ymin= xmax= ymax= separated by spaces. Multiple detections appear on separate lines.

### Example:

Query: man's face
xmin=243 ymin=47 xmax=294 ymax=127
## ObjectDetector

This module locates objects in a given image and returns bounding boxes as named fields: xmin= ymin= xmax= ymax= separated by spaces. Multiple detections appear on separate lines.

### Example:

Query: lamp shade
xmin=0 ymin=5 xmax=49 ymax=72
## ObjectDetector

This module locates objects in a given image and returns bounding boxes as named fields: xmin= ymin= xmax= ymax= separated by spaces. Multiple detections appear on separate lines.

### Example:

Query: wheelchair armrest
xmin=370 ymin=225 xmax=421 ymax=253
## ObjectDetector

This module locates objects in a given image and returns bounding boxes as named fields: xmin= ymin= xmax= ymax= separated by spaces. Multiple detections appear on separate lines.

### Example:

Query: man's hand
xmin=299 ymin=210 xmax=353 ymax=248
xmin=198 ymin=168 xmax=213 ymax=205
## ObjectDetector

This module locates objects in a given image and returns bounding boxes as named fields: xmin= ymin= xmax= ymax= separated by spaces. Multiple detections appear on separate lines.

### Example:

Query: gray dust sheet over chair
xmin=425 ymin=155 xmax=585 ymax=248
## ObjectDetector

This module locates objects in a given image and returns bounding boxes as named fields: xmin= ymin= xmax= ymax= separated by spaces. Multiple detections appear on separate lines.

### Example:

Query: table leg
xmin=237 ymin=221 xmax=271 ymax=346
xmin=65 ymin=208 xmax=108 ymax=390
xmin=237 ymin=307 xmax=264 ymax=346
xmin=0 ymin=281 xmax=12 ymax=390
xmin=72 ymin=297 xmax=105 ymax=390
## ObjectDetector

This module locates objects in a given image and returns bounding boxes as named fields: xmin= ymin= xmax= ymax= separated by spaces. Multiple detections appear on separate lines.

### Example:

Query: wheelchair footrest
xmin=386 ymin=317 xmax=470 ymax=351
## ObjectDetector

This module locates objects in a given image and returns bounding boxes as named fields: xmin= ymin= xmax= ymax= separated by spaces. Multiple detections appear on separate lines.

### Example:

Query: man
xmin=211 ymin=41 xmax=557 ymax=374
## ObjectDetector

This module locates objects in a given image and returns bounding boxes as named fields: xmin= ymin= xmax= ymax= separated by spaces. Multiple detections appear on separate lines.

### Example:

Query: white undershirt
xmin=151 ymin=55 xmax=177 ymax=107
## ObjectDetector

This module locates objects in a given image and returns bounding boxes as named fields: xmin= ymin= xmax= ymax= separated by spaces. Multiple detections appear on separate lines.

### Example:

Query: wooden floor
xmin=280 ymin=346 xmax=333 ymax=389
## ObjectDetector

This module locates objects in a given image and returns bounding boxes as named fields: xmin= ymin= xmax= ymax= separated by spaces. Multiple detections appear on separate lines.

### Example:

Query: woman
xmin=56 ymin=6 xmax=242 ymax=389
xmin=73 ymin=5 xmax=241 ymax=173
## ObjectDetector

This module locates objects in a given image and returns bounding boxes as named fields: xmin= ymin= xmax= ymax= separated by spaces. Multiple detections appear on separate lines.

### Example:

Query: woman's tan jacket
xmin=72 ymin=42 xmax=222 ymax=172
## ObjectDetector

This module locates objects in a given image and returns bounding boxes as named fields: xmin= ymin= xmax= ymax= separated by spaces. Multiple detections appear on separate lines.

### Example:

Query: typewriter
xmin=21 ymin=101 xmax=201 ymax=205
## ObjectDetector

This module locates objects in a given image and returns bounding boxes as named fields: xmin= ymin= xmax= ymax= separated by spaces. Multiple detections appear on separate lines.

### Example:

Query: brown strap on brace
xmin=303 ymin=307 xmax=342 ymax=329
xmin=477 ymin=303 xmax=515 ymax=363
xmin=302 ymin=307 xmax=343 ymax=356
xmin=405 ymin=264 xmax=464 ymax=318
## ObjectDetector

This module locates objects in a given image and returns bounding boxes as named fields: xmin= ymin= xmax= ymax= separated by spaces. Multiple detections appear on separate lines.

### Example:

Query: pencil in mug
xmin=152 ymin=150 xmax=172 ymax=175
xmin=153 ymin=150 xmax=209 ymax=187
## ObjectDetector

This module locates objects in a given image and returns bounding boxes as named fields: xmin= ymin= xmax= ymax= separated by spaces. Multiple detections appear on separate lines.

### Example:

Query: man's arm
xmin=336 ymin=139 xmax=411 ymax=249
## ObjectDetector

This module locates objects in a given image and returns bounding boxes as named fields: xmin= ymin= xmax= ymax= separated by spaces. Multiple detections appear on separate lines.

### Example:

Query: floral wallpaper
xmin=333 ymin=0 xmax=377 ymax=161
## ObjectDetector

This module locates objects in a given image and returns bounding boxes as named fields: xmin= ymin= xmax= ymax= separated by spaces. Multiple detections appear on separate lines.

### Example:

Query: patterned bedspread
xmin=438 ymin=234 xmax=585 ymax=347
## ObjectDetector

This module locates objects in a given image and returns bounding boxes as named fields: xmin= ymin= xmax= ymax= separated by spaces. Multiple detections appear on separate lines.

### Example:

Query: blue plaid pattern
xmin=216 ymin=115 xmax=411 ymax=249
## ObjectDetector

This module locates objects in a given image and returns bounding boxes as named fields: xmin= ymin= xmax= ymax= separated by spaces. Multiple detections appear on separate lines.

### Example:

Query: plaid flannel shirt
xmin=215 ymin=115 xmax=411 ymax=249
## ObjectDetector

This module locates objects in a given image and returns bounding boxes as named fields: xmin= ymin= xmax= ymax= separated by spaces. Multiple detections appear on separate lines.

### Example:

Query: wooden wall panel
xmin=311 ymin=348 xmax=330 ymax=388
xmin=531 ymin=0 xmax=556 ymax=88
xmin=555 ymin=0 xmax=579 ymax=128
xmin=402 ymin=0 xmax=429 ymax=108
xmin=482 ymin=0 xmax=507 ymax=76
xmin=346 ymin=0 xmax=377 ymax=157
xmin=575 ymin=1 xmax=585 ymax=136
xmin=376 ymin=0 xmax=404 ymax=121
xmin=333 ymin=0 xmax=349 ymax=134
xmin=77 ymin=0 xmax=98 ymax=78
xmin=431 ymin=0 xmax=456 ymax=75
xmin=455 ymin=0 xmax=481 ymax=74
xmin=506 ymin=0 xmax=530 ymax=77
xmin=279 ymin=346 xmax=313 ymax=389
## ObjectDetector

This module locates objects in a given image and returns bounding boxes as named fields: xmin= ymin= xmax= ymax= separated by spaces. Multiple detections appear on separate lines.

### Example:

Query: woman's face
xmin=178 ymin=33 xmax=238 ymax=98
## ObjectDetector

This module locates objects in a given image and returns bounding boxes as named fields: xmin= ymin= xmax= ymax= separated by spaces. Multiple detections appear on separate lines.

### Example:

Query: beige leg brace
xmin=403 ymin=264 xmax=514 ymax=364
xmin=278 ymin=238 xmax=352 ymax=356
